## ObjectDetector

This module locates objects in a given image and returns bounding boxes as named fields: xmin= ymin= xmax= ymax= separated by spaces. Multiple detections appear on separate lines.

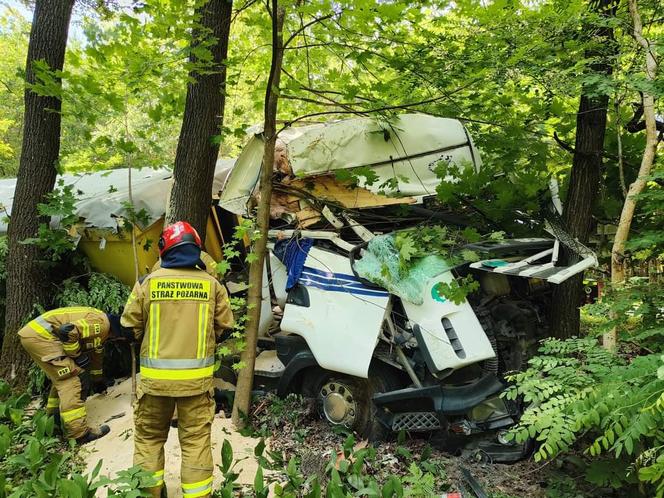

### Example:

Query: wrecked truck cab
xmin=219 ymin=113 xmax=597 ymax=456
xmin=219 ymin=113 xmax=483 ymax=216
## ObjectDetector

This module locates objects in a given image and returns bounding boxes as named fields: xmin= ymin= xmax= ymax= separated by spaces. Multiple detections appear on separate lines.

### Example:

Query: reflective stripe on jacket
xmin=19 ymin=307 xmax=110 ymax=370
xmin=121 ymin=267 xmax=234 ymax=397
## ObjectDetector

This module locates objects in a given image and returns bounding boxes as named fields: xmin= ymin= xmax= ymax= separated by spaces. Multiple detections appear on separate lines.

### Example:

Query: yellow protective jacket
xmin=18 ymin=307 xmax=110 ymax=381
xmin=151 ymin=251 xmax=218 ymax=279
xmin=121 ymin=267 xmax=234 ymax=397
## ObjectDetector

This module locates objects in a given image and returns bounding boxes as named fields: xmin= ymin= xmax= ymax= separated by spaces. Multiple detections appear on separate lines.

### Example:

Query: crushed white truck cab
xmin=218 ymin=114 xmax=597 ymax=460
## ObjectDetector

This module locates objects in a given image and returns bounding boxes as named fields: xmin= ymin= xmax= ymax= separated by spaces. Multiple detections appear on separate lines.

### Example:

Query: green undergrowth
xmin=0 ymin=379 xmax=156 ymax=497
xmin=215 ymin=433 xmax=451 ymax=498
xmin=505 ymin=278 xmax=664 ymax=497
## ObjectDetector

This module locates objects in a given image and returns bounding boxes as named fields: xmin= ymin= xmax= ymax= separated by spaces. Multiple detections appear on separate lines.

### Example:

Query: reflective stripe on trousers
xmin=61 ymin=406 xmax=86 ymax=423
xmin=182 ymin=476 xmax=213 ymax=497
xmin=152 ymin=469 xmax=164 ymax=488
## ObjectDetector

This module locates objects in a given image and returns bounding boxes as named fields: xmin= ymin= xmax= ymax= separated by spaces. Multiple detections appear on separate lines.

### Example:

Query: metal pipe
xmin=396 ymin=345 xmax=422 ymax=388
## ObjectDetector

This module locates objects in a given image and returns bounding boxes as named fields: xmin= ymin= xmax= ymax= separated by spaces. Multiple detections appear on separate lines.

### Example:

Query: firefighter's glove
xmin=107 ymin=314 xmax=136 ymax=342
xmin=56 ymin=323 xmax=76 ymax=342
xmin=74 ymin=353 xmax=90 ymax=369
xmin=216 ymin=329 xmax=233 ymax=344
xmin=91 ymin=381 xmax=107 ymax=395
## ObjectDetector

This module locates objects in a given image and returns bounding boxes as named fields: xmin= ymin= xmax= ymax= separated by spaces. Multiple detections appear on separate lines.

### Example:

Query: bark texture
xmin=0 ymin=0 xmax=75 ymax=381
xmin=232 ymin=2 xmax=285 ymax=428
xmin=605 ymin=0 xmax=660 ymax=349
xmin=550 ymin=0 xmax=617 ymax=339
xmin=166 ymin=0 xmax=233 ymax=239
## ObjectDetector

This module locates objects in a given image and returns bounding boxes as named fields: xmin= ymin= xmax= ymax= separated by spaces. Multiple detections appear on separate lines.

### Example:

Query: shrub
xmin=55 ymin=272 xmax=130 ymax=314
xmin=0 ymin=379 xmax=155 ymax=497
xmin=505 ymin=279 xmax=664 ymax=497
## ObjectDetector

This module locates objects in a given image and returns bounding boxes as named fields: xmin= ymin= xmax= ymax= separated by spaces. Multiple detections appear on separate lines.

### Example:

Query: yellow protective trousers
xmin=19 ymin=332 xmax=88 ymax=439
xmin=133 ymin=390 xmax=215 ymax=498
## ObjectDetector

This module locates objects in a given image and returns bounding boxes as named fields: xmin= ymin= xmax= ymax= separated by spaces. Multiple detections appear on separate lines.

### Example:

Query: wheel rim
xmin=319 ymin=381 xmax=357 ymax=426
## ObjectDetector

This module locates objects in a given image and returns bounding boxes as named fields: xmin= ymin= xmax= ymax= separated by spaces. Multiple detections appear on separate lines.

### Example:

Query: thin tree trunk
xmin=123 ymin=96 xmax=140 ymax=282
xmin=232 ymin=1 xmax=285 ymax=428
xmin=166 ymin=0 xmax=233 ymax=240
xmin=550 ymin=0 xmax=617 ymax=339
xmin=615 ymin=100 xmax=627 ymax=197
xmin=0 ymin=0 xmax=75 ymax=382
xmin=604 ymin=0 xmax=659 ymax=349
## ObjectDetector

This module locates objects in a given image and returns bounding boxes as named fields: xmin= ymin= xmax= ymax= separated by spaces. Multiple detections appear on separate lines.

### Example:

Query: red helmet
xmin=158 ymin=221 xmax=202 ymax=256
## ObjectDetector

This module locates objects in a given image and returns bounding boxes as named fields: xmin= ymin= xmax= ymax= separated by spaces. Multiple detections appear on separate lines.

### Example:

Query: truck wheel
xmin=305 ymin=366 xmax=403 ymax=441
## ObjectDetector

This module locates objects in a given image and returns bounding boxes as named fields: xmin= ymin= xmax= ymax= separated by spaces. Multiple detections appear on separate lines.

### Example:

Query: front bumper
xmin=372 ymin=374 xmax=511 ymax=433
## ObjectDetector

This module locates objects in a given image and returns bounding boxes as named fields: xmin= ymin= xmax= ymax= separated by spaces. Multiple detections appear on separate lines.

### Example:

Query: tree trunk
xmin=604 ymin=0 xmax=659 ymax=349
xmin=166 ymin=0 xmax=233 ymax=240
xmin=232 ymin=1 xmax=285 ymax=428
xmin=0 ymin=0 xmax=75 ymax=382
xmin=550 ymin=0 xmax=617 ymax=339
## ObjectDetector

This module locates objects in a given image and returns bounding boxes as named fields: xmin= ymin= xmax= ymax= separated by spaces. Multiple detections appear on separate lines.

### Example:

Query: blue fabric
xmin=161 ymin=244 xmax=206 ymax=270
xmin=274 ymin=237 xmax=313 ymax=290
xmin=299 ymin=266 xmax=389 ymax=297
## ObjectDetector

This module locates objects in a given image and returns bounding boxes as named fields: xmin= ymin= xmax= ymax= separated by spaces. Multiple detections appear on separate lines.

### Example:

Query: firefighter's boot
xmin=76 ymin=424 xmax=110 ymax=445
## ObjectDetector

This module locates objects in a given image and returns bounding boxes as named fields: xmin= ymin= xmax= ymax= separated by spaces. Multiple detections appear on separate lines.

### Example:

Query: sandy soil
xmin=81 ymin=377 xmax=264 ymax=497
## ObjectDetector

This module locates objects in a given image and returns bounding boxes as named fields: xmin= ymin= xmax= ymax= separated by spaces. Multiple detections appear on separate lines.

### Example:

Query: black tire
xmin=302 ymin=364 xmax=405 ymax=441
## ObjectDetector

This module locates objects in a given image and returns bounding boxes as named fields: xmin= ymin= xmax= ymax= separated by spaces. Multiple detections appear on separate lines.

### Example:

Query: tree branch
xmin=552 ymin=132 xmax=577 ymax=155
xmin=280 ymin=95 xmax=450 ymax=131
xmin=232 ymin=0 xmax=258 ymax=21
xmin=283 ymin=14 xmax=334 ymax=48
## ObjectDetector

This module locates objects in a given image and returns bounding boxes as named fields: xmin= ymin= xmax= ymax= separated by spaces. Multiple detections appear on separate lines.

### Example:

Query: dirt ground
xmin=81 ymin=377 xmax=264 ymax=497
xmin=79 ymin=379 xmax=561 ymax=498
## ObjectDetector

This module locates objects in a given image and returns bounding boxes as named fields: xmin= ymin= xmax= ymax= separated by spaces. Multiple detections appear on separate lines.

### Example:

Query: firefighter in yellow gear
xmin=122 ymin=221 xmax=234 ymax=498
xmin=19 ymin=307 xmax=128 ymax=443
xmin=153 ymin=251 xmax=219 ymax=429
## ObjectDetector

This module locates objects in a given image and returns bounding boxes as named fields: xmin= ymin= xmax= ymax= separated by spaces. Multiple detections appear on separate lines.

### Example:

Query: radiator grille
xmin=392 ymin=411 xmax=441 ymax=432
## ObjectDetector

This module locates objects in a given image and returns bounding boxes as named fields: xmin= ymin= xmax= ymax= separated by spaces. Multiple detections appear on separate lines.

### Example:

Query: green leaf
xmin=460 ymin=249 xmax=480 ymax=262
xmin=254 ymin=438 xmax=266 ymax=457
xmin=461 ymin=227 xmax=481 ymax=243
xmin=0 ymin=425 xmax=10 ymax=458
xmin=396 ymin=235 xmax=417 ymax=263
xmin=221 ymin=439 xmax=233 ymax=473
xmin=342 ymin=434 xmax=355 ymax=458
xmin=254 ymin=465 xmax=265 ymax=492
xmin=57 ymin=480 xmax=83 ymax=498
xmin=8 ymin=408 xmax=23 ymax=426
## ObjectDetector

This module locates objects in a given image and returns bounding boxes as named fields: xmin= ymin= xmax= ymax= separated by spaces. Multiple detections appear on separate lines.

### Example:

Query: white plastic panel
xmin=402 ymin=271 xmax=495 ymax=373
xmin=280 ymin=247 xmax=389 ymax=378
xmin=268 ymin=253 xmax=288 ymax=307
xmin=258 ymin=262 xmax=274 ymax=337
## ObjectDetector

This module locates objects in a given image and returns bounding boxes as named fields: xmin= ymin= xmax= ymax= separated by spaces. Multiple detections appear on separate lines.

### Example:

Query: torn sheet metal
xmin=270 ymin=175 xmax=417 ymax=228
xmin=219 ymin=113 xmax=482 ymax=215
xmin=286 ymin=176 xmax=417 ymax=209
xmin=469 ymin=234 xmax=598 ymax=285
